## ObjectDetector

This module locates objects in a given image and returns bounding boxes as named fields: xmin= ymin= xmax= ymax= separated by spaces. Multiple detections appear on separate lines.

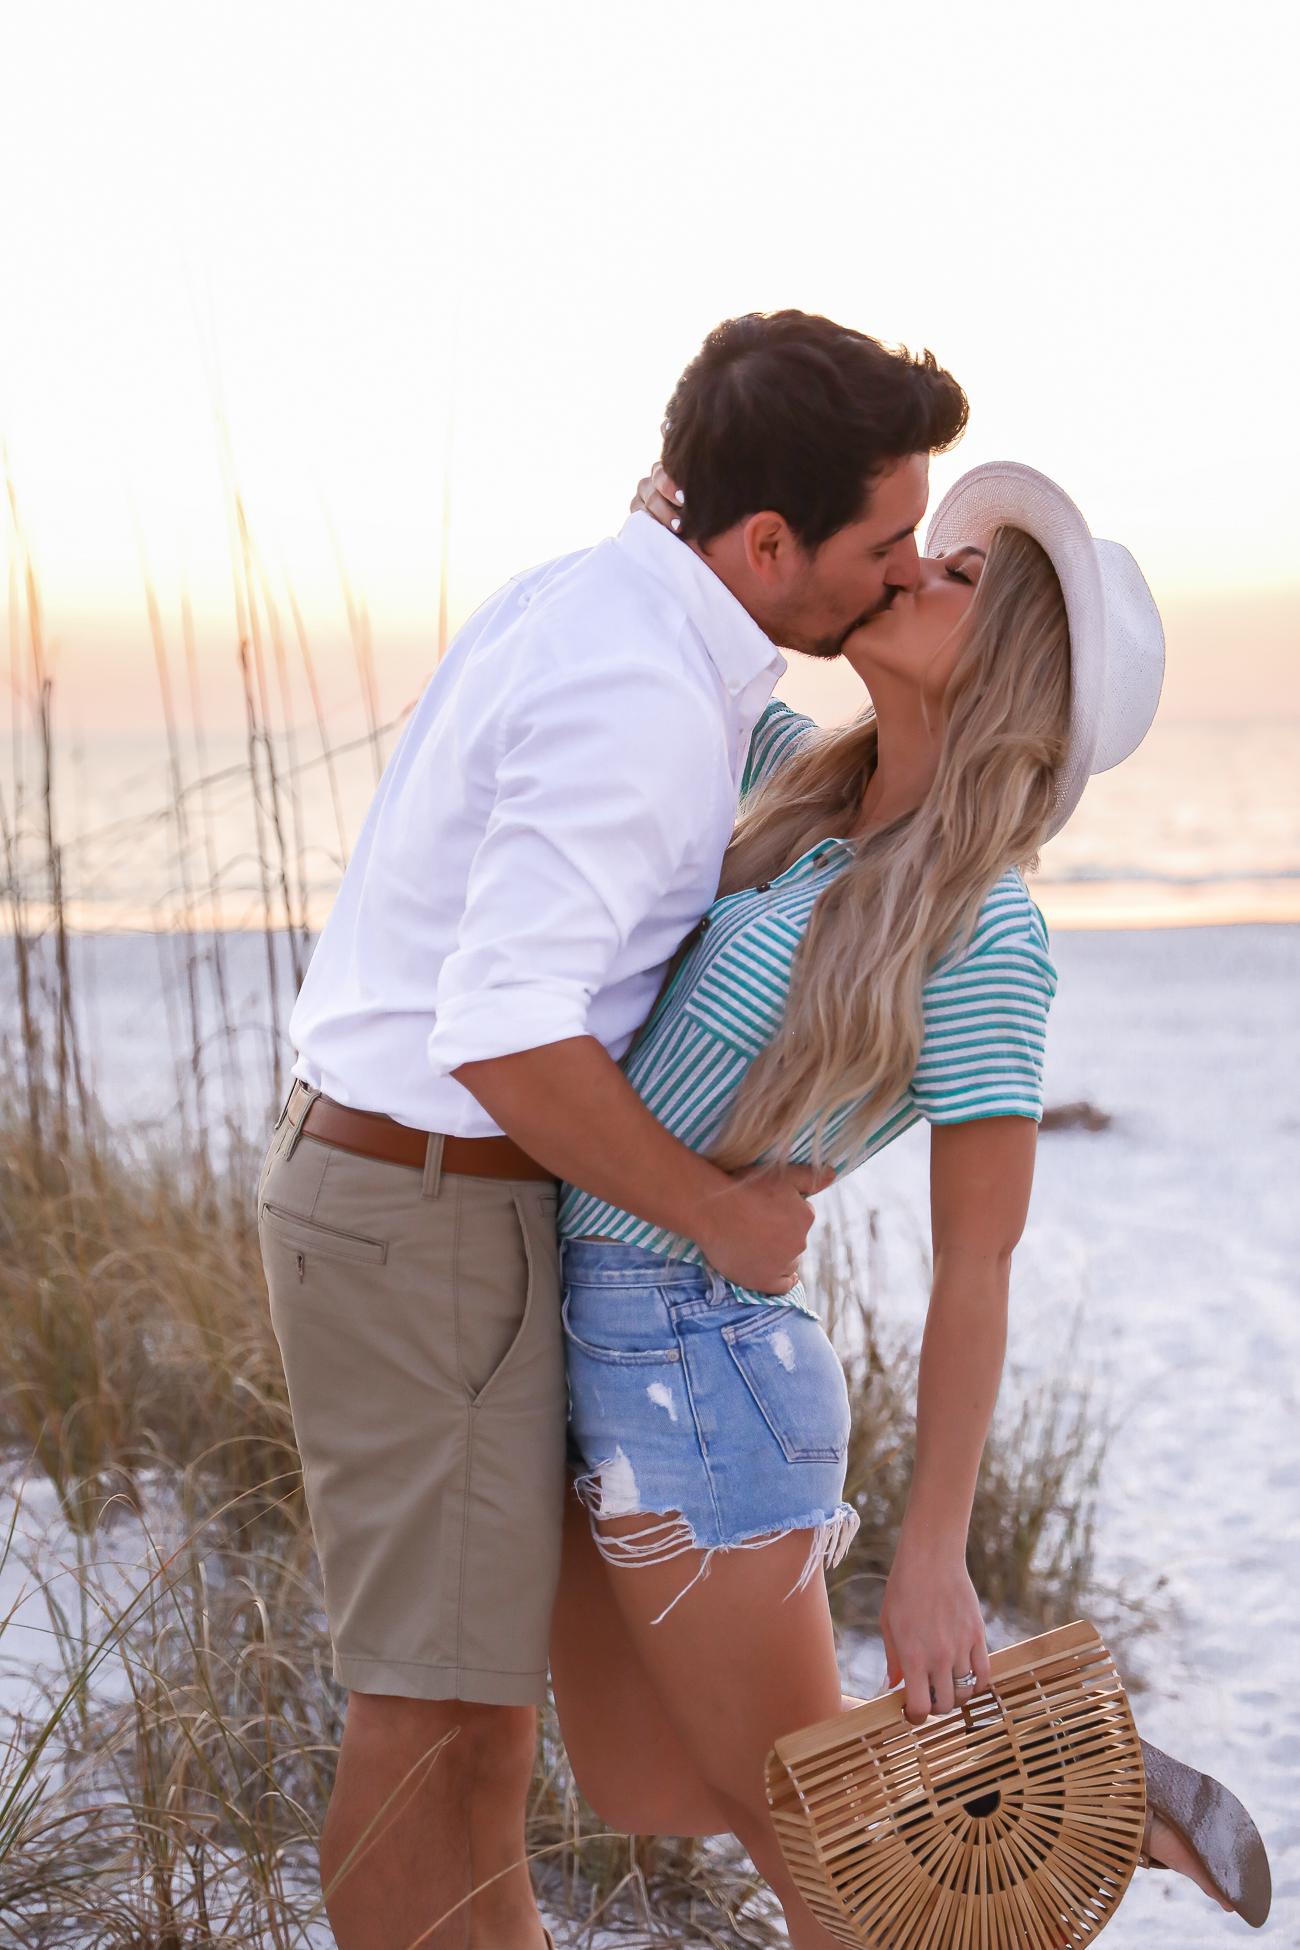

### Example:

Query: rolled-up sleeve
xmin=426 ymin=644 xmax=723 ymax=1074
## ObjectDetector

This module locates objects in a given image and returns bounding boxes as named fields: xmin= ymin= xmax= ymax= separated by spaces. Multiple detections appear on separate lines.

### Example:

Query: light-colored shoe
xmin=1139 ymin=1738 xmax=1271 ymax=1928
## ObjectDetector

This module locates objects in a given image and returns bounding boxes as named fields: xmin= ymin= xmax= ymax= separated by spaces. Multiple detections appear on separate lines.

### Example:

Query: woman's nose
xmin=913 ymin=555 xmax=949 ymax=591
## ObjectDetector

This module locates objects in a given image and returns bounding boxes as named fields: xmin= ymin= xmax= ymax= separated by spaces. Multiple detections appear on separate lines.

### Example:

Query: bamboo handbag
xmin=765 ymin=1620 xmax=1146 ymax=1949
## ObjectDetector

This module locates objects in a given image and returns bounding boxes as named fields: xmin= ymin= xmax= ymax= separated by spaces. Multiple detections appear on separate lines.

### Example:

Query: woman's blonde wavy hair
xmin=710 ymin=525 xmax=1072 ymax=1169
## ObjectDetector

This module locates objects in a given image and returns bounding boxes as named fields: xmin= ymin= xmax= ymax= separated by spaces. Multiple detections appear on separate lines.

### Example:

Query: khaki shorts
xmin=257 ymin=1094 xmax=565 ymax=1705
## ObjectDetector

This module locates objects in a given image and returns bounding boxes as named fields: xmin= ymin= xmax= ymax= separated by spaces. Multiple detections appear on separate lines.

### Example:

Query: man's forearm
xmin=453 ymin=1036 xmax=828 ymax=1295
xmin=454 ymin=1036 xmax=733 ymax=1243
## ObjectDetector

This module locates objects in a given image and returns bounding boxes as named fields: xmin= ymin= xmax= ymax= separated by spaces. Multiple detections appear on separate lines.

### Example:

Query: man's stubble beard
xmin=787 ymin=588 xmax=897 ymax=662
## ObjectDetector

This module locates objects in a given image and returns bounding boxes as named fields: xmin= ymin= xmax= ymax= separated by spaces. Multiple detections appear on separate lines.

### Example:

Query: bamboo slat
xmin=765 ymin=1621 xmax=1145 ymax=1949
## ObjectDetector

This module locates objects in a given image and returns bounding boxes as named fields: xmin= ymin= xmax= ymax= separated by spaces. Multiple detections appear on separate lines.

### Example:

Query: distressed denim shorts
xmin=561 ymin=1239 xmax=858 ymax=1603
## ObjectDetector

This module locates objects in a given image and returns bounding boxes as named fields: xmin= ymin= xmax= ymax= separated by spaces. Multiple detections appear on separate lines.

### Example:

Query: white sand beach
xmin=836 ymin=922 xmax=1300 ymax=1945
xmin=2 ymin=920 xmax=1297 ymax=1944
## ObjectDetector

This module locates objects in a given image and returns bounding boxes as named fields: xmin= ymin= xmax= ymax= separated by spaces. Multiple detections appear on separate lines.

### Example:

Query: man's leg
xmin=258 ymin=1104 xmax=566 ymax=1950
xmin=320 ymin=1695 xmax=543 ymax=1950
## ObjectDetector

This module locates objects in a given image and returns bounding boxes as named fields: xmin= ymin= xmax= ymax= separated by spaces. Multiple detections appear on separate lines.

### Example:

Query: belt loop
xmin=284 ymin=1082 xmax=320 ymax=1163
xmin=422 ymin=1131 xmax=445 ymax=1201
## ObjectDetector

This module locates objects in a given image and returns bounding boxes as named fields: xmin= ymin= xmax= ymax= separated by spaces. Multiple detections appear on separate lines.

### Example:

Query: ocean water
xmin=2 ymin=714 xmax=1297 ymax=933
xmin=1035 ymin=717 xmax=1300 ymax=928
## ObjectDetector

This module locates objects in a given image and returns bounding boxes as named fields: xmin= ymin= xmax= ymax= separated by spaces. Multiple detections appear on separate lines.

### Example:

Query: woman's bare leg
xmin=550 ymin=1480 xmax=731 ymax=1835
xmin=582 ymin=1512 xmax=847 ymax=1950
xmin=555 ymin=1489 xmax=1236 ymax=1943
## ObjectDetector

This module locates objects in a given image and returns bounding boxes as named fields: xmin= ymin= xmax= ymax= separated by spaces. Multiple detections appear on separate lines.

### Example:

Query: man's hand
xmin=455 ymin=1036 xmax=830 ymax=1294
xmin=692 ymin=1161 xmax=833 ymax=1293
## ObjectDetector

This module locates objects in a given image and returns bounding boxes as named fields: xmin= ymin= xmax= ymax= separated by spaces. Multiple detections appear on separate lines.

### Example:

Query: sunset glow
xmin=2 ymin=0 xmax=1297 ymax=736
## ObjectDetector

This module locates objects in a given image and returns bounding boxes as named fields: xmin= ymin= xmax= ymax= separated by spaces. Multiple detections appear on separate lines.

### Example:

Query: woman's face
xmin=840 ymin=544 xmax=986 ymax=705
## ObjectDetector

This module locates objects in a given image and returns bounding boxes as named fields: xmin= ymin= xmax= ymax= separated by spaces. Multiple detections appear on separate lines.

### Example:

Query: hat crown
xmin=925 ymin=463 xmax=1164 ymax=837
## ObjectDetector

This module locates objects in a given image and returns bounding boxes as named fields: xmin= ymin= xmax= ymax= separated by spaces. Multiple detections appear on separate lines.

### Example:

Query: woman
xmin=549 ymin=462 xmax=1270 ymax=1941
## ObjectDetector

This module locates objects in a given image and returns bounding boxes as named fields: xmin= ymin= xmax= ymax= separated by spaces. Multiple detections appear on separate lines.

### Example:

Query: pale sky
xmin=2 ymin=0 xmax=1297 ymax=732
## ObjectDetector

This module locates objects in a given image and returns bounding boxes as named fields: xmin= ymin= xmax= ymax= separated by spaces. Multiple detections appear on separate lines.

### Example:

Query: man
xmin=257 ymin=310 xmax=966 ymax=1950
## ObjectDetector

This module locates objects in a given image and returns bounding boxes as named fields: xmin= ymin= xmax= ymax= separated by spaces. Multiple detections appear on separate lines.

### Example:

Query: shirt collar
xmin=614 ymin=512 xmax=786 ymax=698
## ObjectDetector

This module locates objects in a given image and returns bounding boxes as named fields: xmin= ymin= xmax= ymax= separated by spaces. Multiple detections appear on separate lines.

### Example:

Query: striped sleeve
xmin=740 ymin=700 xmax=817 ymax=801
xmin=910 ymin=875 xmax=1058 ymax=1125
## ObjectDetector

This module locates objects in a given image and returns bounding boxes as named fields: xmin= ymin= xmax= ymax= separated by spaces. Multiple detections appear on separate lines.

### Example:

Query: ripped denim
xmin=561 ymin=1239 xmax=858 ymax=1620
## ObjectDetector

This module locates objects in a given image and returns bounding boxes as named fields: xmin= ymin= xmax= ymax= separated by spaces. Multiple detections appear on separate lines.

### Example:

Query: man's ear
xmin=740 ymin=511 xmax=801 ymax=587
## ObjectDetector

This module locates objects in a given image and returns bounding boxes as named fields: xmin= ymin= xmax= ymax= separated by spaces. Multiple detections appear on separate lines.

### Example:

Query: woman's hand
xmin=879 ymin=1537 xmax=991 ymax=1725
xmin=630 ymin=459 xmax=685 ymax=532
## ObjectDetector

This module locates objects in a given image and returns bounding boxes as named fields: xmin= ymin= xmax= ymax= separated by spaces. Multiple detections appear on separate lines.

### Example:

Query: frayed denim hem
xmin=575 ymin=1467 xmax=859 ymax=1624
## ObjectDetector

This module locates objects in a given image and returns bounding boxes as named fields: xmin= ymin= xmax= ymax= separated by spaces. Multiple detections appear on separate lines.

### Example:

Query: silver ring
xmin=954 ymin=1672 xmax=978 ymax=1689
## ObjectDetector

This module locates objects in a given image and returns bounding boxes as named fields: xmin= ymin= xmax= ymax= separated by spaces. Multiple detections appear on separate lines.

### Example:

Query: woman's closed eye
xmin=940 ymin=546 xmax=986 ymax=588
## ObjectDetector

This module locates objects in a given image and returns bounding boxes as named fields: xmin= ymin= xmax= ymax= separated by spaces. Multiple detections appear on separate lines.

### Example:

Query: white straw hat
xmin=925 ymin=462 xmax=1165 ymax=838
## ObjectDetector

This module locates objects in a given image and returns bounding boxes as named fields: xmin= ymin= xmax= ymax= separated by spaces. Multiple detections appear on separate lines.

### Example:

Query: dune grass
xmin=0 ymin=1096 xmax=1106 ymax=1947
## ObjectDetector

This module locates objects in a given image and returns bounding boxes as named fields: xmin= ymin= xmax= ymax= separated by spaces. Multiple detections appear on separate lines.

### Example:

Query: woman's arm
xmin=879 ymin=1114 xmax=1038 ymax=1723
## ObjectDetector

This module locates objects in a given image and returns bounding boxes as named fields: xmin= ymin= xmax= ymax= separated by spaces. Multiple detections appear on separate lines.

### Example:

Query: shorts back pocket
xmin=722 ymin=1310 xmax=849 ymax=1464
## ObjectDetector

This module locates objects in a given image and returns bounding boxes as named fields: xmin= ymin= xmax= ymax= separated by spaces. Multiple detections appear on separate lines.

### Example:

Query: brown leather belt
xmin=295 ymin=1087 xmax=556 ymax=1183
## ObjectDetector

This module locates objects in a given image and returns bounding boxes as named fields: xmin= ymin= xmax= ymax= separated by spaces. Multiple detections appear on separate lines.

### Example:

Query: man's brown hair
xmin=662 ymin=311 xmax=967 ymax=549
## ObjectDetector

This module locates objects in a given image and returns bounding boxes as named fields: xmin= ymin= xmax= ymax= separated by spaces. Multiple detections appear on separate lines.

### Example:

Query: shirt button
xmin=699 ymin=915 xmax=710 ymax=930
xmin=756 ymin=882 xmax=771 ymax=893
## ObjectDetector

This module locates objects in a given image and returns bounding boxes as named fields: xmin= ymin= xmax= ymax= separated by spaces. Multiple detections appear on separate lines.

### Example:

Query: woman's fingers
xmin=650 ymin=459 xmax=684 ymax=506
xmin=629 ymin=461 xmax=686 ymax=532
xmin=630 ymin=472 xmax=684 ymax=532
xmin=929 ymin=1667 xmax=957 ymax=1718
xmin=901 ymin=1657 xmax=933 ymax=1726
xmin=897 ymin=1631 xmax=992 ymax=1726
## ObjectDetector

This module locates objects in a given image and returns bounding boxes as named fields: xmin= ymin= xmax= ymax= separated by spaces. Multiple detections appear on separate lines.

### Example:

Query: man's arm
xmin=455 ymin=1037 xmax=830 ymax=1295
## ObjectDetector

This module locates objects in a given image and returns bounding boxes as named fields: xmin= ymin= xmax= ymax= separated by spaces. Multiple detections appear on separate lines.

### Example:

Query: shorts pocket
xmin=561 ymin=1293 xmax=681 ymax=1367
xmin=260 ymin=1202 xmax=388 ymax=1266
xmin=722 ymin=1310 xmax=849 ymax=1463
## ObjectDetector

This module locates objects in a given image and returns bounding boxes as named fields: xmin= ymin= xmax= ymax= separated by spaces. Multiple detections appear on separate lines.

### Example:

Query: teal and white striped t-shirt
xmin=559 ymin=701 xmax=1057 ymax=1313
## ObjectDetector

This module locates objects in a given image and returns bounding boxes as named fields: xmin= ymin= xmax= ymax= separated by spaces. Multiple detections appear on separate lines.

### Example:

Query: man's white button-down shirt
xmin=290 ymin=514 xmax=786 ymax=1137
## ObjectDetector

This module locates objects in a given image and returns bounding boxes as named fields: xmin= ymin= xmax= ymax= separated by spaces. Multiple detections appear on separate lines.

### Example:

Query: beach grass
xmin=0 ymin=1091 xmax=1106 ymax=1946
